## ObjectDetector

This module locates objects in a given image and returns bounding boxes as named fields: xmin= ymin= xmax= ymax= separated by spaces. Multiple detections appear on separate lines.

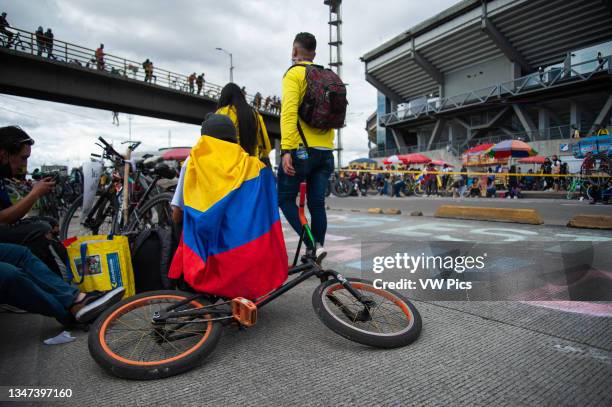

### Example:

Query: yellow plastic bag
xmin=65 ymin=234 xmax=135 ymax=297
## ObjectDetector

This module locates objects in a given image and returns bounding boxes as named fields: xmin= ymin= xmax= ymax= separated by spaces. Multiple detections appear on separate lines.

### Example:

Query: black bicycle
xmin=88 ymin=182 xmax=422 ymax=380
xmin=60 ymin=137 xmax=176 ymax=240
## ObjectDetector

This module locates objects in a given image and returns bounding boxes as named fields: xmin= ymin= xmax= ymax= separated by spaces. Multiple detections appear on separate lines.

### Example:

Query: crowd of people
xmin=2 ymin=11 xmax=283 ymax=117
xmin=332 ymin=152 xmax=611 ymax=204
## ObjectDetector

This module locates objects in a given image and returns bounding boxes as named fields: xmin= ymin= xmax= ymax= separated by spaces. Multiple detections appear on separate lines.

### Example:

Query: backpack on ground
xmin=131 ymin=227 xmax=176 ymax=293
xmin=288 ymin=63 xmax=347 ymax=130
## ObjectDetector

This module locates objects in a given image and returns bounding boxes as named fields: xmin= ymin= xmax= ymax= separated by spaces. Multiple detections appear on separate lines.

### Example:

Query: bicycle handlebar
xmin=97 ymin=137 xmax=123 ymax=161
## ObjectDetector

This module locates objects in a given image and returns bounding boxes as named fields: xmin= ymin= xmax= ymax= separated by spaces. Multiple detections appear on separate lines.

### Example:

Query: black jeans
xmin=277 ymin=149 xmax=334 ymax=249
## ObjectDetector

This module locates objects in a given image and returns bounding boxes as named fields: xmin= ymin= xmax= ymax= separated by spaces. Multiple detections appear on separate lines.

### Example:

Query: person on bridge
xmin=44 ymin=28 xmax=54 ymax=59
xmin=95 ymin=43 xmax=105 ymax=70
xmin=277 ymin=32 xmax=335 ymax=256
xmin=196 ymin=73 xmax=204 ymax=95
xmin=35 ymin=26 xmax=44 ymax=56
xmin=215 ymin=83 xmax=271 ymax=166
xmin=188 ymin=73 xmax=196 ymax=93
xmin=0 ymin=12 xmax=13 ymax=46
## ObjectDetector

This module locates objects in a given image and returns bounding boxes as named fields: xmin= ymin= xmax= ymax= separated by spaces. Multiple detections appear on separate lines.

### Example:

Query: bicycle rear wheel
xmin=60 ymin=193 xmax=118 ymax=240
xmin=312 ymin=278 xmax=421 ymax=348
xmin=88 ymin=290 xmax=222 ymax=380
xmin=125 ymin=192 xmax=177 ymax=239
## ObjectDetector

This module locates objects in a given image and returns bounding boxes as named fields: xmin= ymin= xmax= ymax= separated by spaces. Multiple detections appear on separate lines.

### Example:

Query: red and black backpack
xmin=286 ymin=63 xmax=348 ymax=131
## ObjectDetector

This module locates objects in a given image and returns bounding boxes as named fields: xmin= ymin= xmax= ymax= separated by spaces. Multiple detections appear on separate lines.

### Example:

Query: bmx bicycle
xmin=88 ymin=182 xmax=422 ymax=380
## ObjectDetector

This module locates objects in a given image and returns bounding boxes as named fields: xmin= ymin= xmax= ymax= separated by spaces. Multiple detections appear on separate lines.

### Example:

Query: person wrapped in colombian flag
xmin=169 ymin=114 xmax=288 ymax=299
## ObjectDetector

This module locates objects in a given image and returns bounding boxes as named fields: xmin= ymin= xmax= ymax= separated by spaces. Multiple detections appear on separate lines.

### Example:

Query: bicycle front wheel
xmin=88 ymin=290 xmax=223 ymax=380
xmin=312 ymin=277 xmax=421 ymax=348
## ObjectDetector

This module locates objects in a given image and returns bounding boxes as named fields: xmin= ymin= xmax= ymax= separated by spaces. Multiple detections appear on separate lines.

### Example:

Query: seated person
xmin=169 ymin=115 xmax=287 ymax=300
xmin=590 ymin=180 xmax=612 ymax=205
xmin=523 ymin=170 xmax=535 ymax=190
xmin=0 ymin=243 xmax=125 ymax=324
xmin=0 ymin=126 xmax=68 ymax=278
xmin=391 ymin=175 xmax=405 ymax=197
xmin=507 ymin=166 xmax=521 ymax=199
xmin=469 ymin=177 xmax=481 ymax=197
xmin=486 ymin=180 xmax=497 ymax=198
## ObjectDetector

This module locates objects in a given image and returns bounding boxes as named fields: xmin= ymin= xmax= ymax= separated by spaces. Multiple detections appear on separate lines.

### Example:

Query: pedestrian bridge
xmin=0 ymin=27 xmax=280 ymax=138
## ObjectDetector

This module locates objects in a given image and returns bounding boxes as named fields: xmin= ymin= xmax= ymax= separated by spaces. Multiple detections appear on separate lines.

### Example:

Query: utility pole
xmin=128 ymin=114 xmax=133 ymax=141
xmin=325 ymin=0 xmax=343 ymax=170
xmin=168 ymin=130 xmax=172 ymax=147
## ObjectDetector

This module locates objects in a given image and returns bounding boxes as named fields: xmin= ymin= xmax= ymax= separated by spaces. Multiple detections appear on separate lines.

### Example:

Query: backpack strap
xmin=297 ymin=120 xmax=309 ymax=149
xmin=283 ymin=62 xmax=325 ymax=149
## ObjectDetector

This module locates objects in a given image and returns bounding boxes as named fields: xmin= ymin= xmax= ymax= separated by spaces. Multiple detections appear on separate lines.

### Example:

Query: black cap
xmin=201 ymin=114 xmax=236 ymax=143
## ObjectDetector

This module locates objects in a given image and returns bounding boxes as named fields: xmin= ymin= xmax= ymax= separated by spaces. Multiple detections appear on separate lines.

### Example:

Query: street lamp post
xmin=215 ymin=47 xmax=234 ymax=83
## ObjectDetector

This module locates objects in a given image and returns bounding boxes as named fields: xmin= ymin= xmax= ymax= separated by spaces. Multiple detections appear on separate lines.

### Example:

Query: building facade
xmin=362 ymin=0 xmax=612 ymax=161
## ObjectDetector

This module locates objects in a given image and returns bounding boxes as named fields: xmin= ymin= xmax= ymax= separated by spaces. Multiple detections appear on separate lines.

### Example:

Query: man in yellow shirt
xmin=278 ymin=32 xmax=334 ymax=253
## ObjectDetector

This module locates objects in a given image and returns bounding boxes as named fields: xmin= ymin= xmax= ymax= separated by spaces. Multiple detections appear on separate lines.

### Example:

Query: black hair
xmin=216 ymin=83 xmax=257 ymax=156
xmin=294 ymin=32 xmax=316 ymax=52
xmin=0 ymin=126 xmax=34 ymax=154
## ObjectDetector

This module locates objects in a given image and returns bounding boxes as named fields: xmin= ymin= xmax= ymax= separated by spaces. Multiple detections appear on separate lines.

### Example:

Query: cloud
xmin=1 ymin=0 xmax=458 ymax=168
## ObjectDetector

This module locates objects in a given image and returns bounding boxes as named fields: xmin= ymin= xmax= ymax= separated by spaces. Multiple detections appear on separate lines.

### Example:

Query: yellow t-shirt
xmin=281 ymin=61 xmax=334 ymax=150
xmin=215 ymin=105 xmax=271 ymax=160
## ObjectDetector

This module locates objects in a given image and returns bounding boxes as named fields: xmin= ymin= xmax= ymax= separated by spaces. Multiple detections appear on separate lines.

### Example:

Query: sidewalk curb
xmin=567 ymin=214 xmax=612 ymax=229
xmin=434 ymin=205 xmax=544 ymax=225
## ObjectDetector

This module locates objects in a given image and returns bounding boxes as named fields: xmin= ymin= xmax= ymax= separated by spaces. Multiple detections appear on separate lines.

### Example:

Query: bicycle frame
xmin=151 ymin=181 xmax=372 ymax=329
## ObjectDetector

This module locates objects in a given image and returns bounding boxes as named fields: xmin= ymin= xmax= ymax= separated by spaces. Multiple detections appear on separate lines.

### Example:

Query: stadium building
xmin=361 ymin=0 xmax=612 ymax=165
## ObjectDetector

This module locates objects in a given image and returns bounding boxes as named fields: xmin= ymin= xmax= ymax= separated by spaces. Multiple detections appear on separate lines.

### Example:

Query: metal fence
xmin=0 ymin=26 xmax=280 ymax=115
xmin=380 ymin=55 xmax=611 ymax=126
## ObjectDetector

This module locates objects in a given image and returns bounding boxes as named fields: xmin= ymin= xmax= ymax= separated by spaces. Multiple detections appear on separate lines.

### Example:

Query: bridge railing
xmin=380 ymin=55 xmax=611 ymax=126
xmin=0 ymin=26 xmax=279 ymax=115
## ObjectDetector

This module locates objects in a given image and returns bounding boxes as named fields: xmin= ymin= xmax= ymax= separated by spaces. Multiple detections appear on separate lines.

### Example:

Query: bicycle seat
xmin=153 ymin=163 xmax=176 ymax=179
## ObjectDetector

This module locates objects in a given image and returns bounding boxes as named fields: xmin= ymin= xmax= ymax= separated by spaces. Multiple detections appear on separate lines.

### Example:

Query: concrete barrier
xmin=567 ymin=215 xmax=612 ymax=229
xmin=434 ymin=205 xmax=544 ymax=225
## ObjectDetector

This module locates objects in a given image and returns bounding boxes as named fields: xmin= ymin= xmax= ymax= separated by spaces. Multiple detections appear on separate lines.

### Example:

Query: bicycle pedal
xmin=231 ymin=297 xmax=257 ymax=327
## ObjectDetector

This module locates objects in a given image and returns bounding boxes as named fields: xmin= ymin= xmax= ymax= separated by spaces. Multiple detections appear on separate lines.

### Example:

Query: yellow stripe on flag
xmin=184 ymin=136 xmax=264 ymax=213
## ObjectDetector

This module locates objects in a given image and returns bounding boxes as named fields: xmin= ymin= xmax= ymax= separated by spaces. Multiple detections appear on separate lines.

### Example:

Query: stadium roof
xmin=361 ymin=0 xmax=612 ymax=102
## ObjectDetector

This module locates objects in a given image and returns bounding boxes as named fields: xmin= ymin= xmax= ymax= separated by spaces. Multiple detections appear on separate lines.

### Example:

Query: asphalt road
xmin=327 ymin=195 xmax=612 ymax=225
xmin=1 ymin=213 xmax=611 ymax=406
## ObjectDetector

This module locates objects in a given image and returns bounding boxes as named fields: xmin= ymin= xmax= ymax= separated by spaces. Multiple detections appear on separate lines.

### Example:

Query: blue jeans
xmin=277 ymin=149 xmax=334 ymax=249
xmin=0 ymin=244 xmax=78 ymax=324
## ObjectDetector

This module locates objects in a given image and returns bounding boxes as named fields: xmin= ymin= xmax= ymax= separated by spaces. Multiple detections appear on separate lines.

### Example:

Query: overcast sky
xmin=0 ymin=0 xmax=458 ymax=170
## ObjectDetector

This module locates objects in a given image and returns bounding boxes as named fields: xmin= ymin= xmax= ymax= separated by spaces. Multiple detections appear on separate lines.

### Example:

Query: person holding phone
xmin=0 ymin=126 xmax=67 ymax=277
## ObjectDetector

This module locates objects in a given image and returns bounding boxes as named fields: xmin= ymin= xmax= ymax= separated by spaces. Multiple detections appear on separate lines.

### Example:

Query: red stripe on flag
xmin=171 ymin=221 xmax=288 ymax=299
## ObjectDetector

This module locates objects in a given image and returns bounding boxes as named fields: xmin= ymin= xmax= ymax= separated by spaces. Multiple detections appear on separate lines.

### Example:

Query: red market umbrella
xmin=161 ymin=147 xmax=191 ymax=161
xmin=431 ymin=160 xmax=454 ymax=167
xmin=517 ymin=155 xmax=546 ymax=164
xmin=383 ymin=155 xmax=402 ymax=165
xmin=463 ymin=143 xmax=494 ymax=155
xmin=488 ymin=140 xmax=537 ymax=158
xmin=398 ymin=153 xmax=432 ymax=165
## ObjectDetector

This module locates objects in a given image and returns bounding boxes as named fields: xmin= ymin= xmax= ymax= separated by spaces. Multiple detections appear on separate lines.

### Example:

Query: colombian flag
xmin=169 ymin=136 xmax=288 ymax=299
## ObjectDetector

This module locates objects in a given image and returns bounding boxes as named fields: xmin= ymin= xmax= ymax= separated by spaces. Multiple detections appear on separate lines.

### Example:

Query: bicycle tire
xmin=60 ymin=193 xmax=118 ymax=240
xmin=125 ymin=192 xmax=176 ymax=239
xmin=88 ymin=290 xmax=222 ymax=380
xmin=312 ymin=277 xmax=421 ymax=348
xmin=333 ymin=179 xmax=351 ymax=197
